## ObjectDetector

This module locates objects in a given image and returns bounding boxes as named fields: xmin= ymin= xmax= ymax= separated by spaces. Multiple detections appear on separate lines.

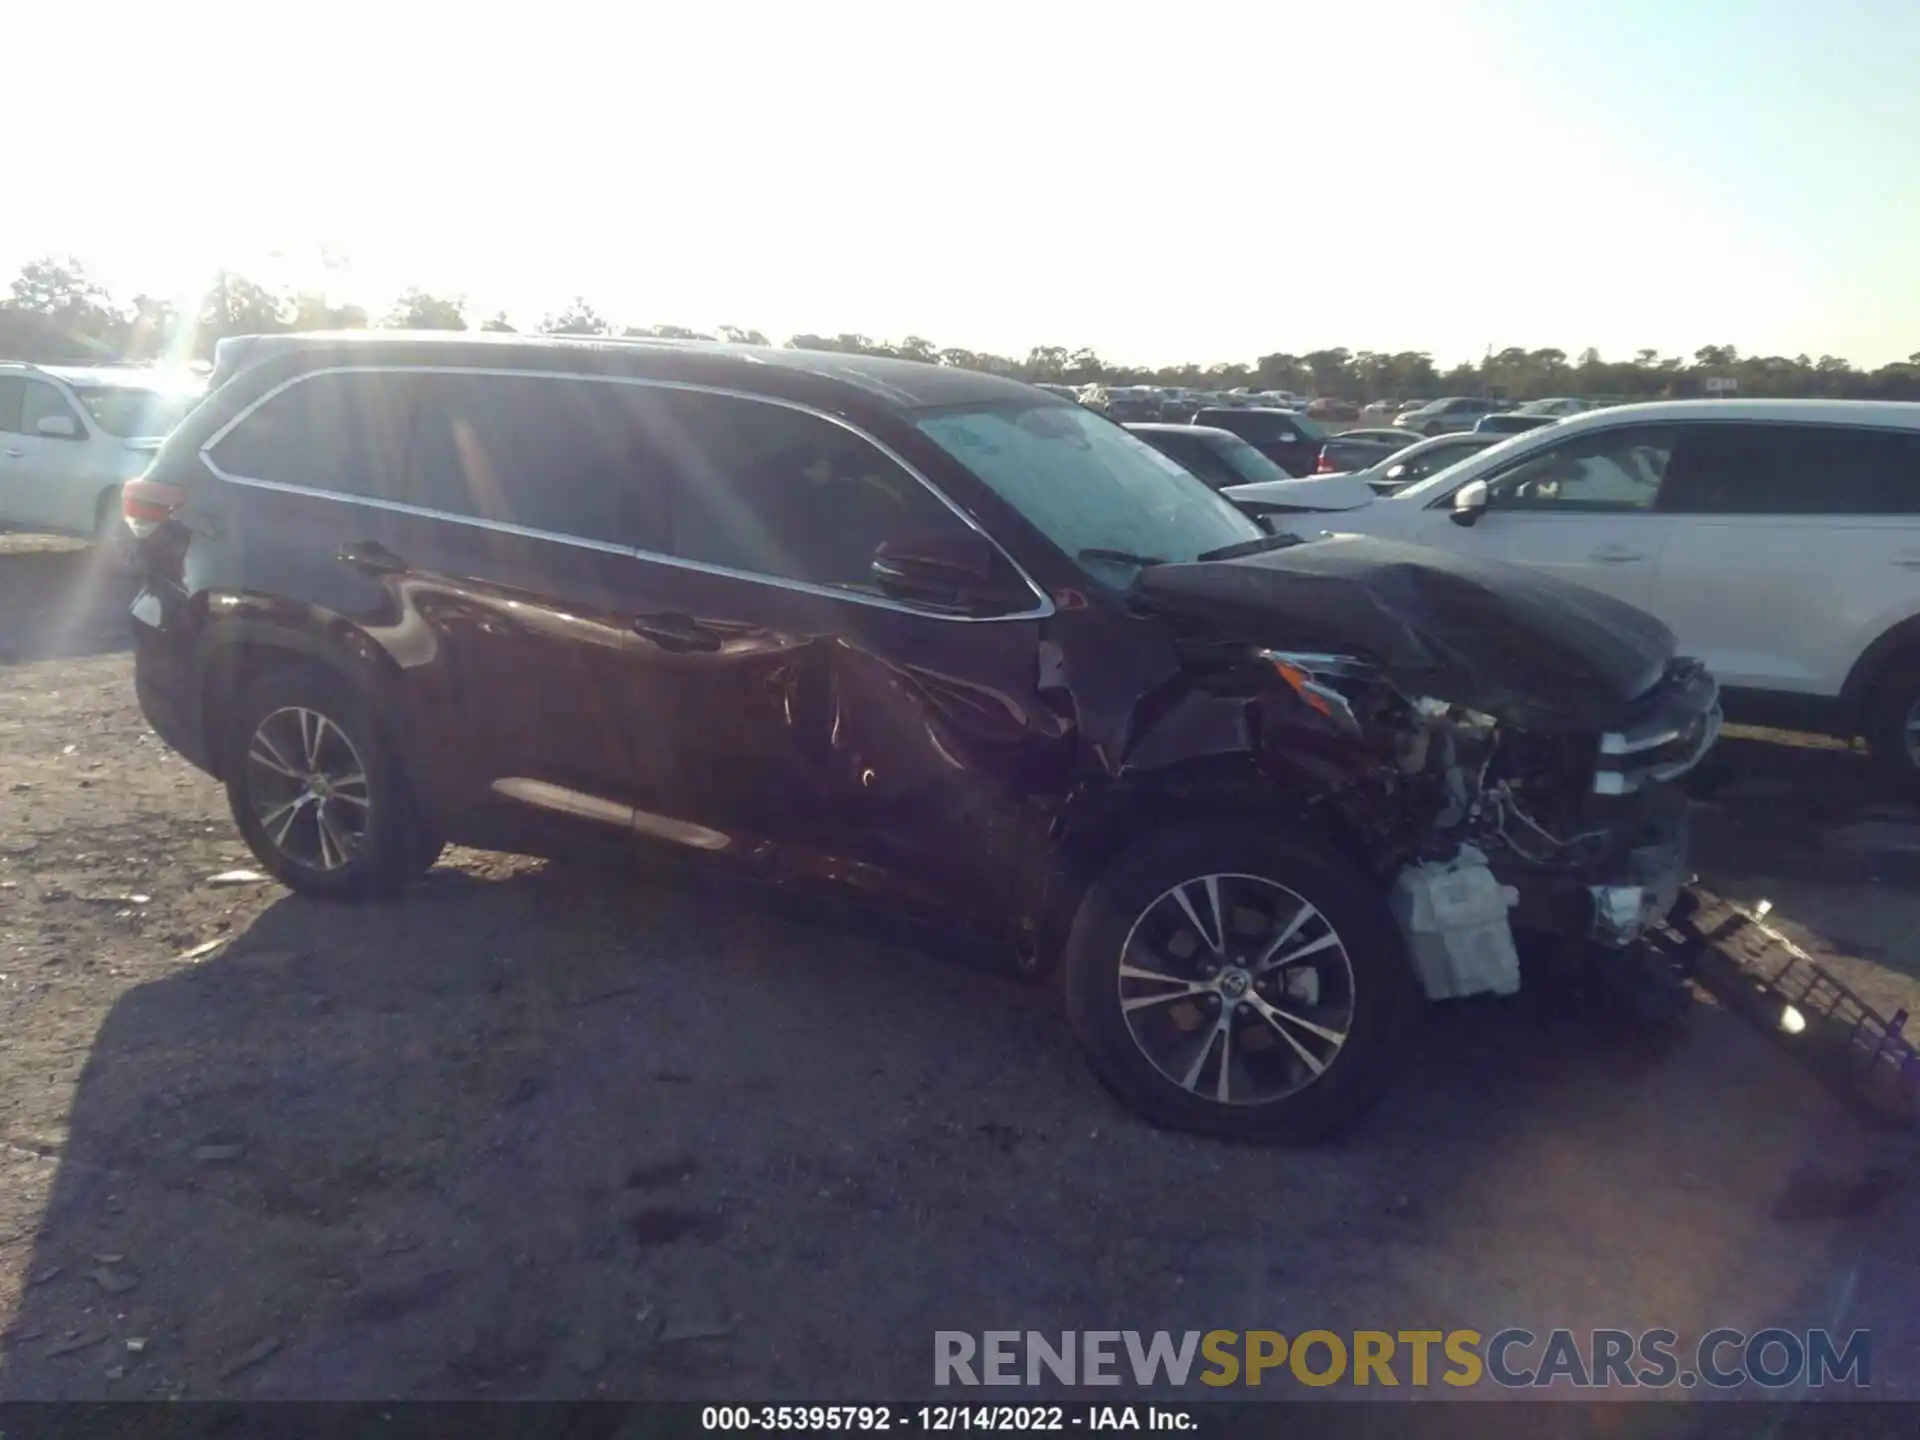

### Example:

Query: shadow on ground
xmin=0 ymin=539 xmax=137 ymax=666
xmin=4 ymin=847 xmax=1915 ymax=1400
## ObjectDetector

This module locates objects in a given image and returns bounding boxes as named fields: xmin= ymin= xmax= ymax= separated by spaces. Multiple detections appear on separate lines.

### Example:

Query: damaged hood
xmin=1138 ymin=535 xmax=1677 ymax=731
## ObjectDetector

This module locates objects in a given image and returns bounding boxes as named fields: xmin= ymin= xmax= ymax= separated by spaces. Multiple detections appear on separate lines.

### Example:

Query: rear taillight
xmin=1314 ymin=452 xmax=1338 ymax=474
xmin=122 ymin=477 xmax=187 ymax=538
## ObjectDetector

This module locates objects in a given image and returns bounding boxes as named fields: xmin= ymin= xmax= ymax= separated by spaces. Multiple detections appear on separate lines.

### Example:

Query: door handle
xmin=3 ymin=447 xmax=23 ymax=458
xmin=632 ymin=613 xmax=721 ymax=653
xmin=338 ymin=540 xmax=407 ymax=575
xmin=1892 ymin=554 xmax=1920 ymax=570
xmin=1589 ymin=547 xmax=1645 ymax=563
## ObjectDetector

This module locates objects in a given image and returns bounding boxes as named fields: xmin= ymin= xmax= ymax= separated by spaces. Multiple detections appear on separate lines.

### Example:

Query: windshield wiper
xmin=1196 ymin=534 xmax=1306 ymax=562
xmin=1078 ymin=547 xmax=1169 ymax=569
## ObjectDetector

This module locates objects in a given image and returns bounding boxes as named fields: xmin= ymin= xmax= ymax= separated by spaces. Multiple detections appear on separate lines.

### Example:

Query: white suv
xmin=1234 ymin=400 xmax=1920 ymax=782
xmin=0 ymin=363 xmax=203 ymax=552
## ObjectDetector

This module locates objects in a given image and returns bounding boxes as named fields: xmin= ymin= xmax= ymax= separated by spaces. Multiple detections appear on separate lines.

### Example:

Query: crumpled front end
xmin=1406 ymin=658 xmax=1720 ymax=952
xmin=1250 ymin=644 xmax=1723 ymax=997
xmin=1132 ymin=536 xmax=1727 ymax=998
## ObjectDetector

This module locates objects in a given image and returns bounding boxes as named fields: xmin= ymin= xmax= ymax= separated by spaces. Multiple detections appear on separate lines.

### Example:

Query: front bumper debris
xmin=1589 ymin=839 xmax=1687 ymax=947
xmin=1661 ymin=889 xmax=1920 ymax=1129
xmin=1594 ymin=660 xmax=1722 ymax=796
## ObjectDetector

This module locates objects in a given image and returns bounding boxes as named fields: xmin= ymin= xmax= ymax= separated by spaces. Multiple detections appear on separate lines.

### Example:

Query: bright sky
xmin=10 ymin=0 xmax=1919 ymax=368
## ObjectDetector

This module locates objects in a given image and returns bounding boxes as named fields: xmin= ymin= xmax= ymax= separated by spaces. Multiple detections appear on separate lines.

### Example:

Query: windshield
xmin=71 ymin=386 xmax=199 ymax=438
xmin=915 ymin=402 xmax=1263 ymax=586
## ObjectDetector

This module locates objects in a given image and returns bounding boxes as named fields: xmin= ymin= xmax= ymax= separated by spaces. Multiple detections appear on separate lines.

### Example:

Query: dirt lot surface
xmin=2 ymin=535 xmax=1918 ymax=1402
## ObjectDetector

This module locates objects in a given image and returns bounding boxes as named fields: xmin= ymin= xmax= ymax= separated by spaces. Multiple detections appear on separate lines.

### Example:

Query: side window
xmin=407 ymin=374 xmax=667 ymax=548
xmin=646 ymin=390 xmax=977 ymax=594
xmin=1659 ymin=424 xmax=1920 ymax=516
xmin=208 ymin=370 xmax=412 ymax=500
xmin=21 ymin=381 xmax=84 ymax=438
xmin=0 ymin=377 xmax=24 ymax=433
xmin=1485 ymin=426 xmax=1676 ymax=512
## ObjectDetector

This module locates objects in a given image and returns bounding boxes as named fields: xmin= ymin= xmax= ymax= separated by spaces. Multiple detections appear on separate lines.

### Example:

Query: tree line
xmin=5 ymin=256 xmax=1919 ymax=403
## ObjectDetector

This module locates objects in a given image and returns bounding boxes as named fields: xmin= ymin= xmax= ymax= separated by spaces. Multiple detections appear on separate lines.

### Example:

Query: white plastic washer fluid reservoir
xmin=1389 ymin=844 xmax=1522 ymax=1000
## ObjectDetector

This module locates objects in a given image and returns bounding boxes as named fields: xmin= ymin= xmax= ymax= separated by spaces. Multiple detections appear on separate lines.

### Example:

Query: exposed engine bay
xmin=1131 ymin=534 xmax=1726 ymax=1005
xmin=1254 ymin=646 xmax=1721 ymax=1000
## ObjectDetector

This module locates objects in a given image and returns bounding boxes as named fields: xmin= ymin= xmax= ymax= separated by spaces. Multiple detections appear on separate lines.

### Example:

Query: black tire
xmin=1061 ymin=823 xmax=1420 ymax=1144
xmin=1863 ymin=655 xmax=1920 ymax=794
xmin=221 ymin=667 xmax=431 ymax=901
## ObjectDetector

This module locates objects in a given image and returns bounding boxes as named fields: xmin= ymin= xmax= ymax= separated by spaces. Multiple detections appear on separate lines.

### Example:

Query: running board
xmin=1659 ymin=888 xmax=1919 ymax=1129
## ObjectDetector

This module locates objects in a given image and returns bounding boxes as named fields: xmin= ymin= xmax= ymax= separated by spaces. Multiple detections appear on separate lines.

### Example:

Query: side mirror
xmin=36 ymin=414 xmax=82 ymax=440
xmin=872 ymin=531 xmax=1033 ymax=616
xmin=1450 ymin=479 xmax=1491 ymax=526
xmin=1242 ymin=510 xmax=1281 ymax=535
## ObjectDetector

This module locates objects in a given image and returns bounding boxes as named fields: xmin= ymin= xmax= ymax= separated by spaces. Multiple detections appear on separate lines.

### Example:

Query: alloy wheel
xmin=1117 ymin=872 xmax=1355 ymax=1106
xmin=245 ymin=706 xmax=372 ymax=872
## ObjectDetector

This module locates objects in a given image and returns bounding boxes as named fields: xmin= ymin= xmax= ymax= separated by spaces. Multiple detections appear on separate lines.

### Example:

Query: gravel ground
xmin=1 ymin=535 xmax=1917 ymax=1402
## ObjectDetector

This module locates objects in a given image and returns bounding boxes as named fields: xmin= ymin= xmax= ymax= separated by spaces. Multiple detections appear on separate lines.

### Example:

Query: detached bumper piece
xmin=1594 ymin=659 xmax=1722 ymax=796
xmin=1663 ymin=890 xmax=1920 ymax=1129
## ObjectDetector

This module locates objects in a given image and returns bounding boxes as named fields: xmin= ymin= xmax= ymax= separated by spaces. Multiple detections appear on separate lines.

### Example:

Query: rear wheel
xmin=1061 ymin=824 xmax=1419 ymax=1143
xmin=222 ymin=669 xmax=437 ymax=900
xmin=1863 ymin=654 xmax=1920 ymax=793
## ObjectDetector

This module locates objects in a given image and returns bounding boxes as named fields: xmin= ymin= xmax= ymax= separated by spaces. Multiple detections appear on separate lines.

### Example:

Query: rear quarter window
xmin=406 ymin=372 xmax=668 ymax=548
xmin=207 ymin=370 xmax=414 ymax=501
xmin=1659 ymin=423 xmax=1920 ymax=515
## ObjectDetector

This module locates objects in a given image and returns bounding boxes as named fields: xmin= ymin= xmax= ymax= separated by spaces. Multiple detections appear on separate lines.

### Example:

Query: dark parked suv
xmin=1187 ymin=407 xmax=1328 ymax=476
xmin=127 ymin=333 xmax=1721 ymax=1141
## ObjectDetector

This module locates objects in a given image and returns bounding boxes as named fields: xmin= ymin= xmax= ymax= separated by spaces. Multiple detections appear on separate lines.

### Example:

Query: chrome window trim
xmin=198 ymin=363 xmax=1057 ymax=624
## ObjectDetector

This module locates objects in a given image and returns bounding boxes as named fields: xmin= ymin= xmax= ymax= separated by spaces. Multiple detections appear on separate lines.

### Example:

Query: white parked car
xmin=1223 ymin=400 xmax=1920 ymax=784
xmin=1226 ymin=432 xmax=1499 ymax=514
xmin=1515 ymin=396 xmax=1591 ymax=417
xmin=0 ymin=363 xmax=203 ymax=554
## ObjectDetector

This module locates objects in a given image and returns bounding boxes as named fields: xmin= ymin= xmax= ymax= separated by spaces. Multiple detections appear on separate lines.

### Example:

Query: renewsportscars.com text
xmin=934 ymin=1329 xmax=1870 ymax=1390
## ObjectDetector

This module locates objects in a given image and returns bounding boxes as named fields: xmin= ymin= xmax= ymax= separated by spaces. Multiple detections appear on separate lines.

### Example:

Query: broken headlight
xmin=1251 ymin=648 xmax=1378 ymax=738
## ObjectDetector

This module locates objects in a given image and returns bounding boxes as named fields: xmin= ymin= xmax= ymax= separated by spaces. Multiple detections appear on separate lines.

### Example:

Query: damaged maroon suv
xmin=126 ymin=334 xmax=1721 ymax=1141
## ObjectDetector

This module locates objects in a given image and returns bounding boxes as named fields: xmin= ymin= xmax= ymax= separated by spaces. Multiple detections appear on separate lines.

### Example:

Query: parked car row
xmin=1127 ymin=415 xmax=1485 ymax=486
xmin=1079 ymin=385 xmax=1309 ymax=423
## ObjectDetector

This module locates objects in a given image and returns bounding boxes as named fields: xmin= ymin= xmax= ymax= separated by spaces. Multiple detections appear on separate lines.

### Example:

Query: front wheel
xmin=1061 ymin=824 xmax=1419 ymax=1143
